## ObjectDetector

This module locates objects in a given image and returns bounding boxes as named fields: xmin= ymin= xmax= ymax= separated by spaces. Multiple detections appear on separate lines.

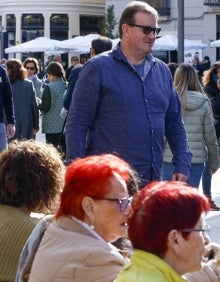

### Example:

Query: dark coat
xmin=10 ymin=79 xmax=39 ymax=139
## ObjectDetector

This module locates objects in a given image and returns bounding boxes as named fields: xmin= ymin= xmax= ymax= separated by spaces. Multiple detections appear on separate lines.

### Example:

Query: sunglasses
xmin=26 ymin=66 xmax=35 ymax=70
xmin=93 ymin=196 xmax=133 ymax=212
xmin=128 ymin=24 xmax=161 ymax=35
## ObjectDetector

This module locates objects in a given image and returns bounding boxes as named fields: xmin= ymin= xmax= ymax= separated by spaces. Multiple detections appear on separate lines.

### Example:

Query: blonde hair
xmin=174 ymin=63 xmax=206 ymax=113
xmin=202 ymin=62 xmax=220 ymax=86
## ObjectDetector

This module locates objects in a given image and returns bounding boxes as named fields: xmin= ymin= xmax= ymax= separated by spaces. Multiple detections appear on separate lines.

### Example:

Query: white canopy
xmin=103 ymin=35 xmax=208 ymax=52
xmin=210 ymin=39 xmax=220 ymax=47
xmin=153 ymin=35 xmax=207 ymax=51
xmin=5 ymin=37 xmax=62 ymax=54
xmin=57 ymin=34 xmax=101 ymax=53
xmin=4 ymin=34 xmax=109 ymax=55
xmin=4 ymin=34 xmax=208 ymax=55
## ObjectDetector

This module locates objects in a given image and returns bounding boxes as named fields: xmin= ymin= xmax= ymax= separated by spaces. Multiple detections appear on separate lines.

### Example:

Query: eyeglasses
xmin=182 ymin=225 xmax=211 ymax=237
xmin=26 ymin=66 xmax=35 ymax=70
xmin=93 ymin=196 xmax=133 ymax=212
xmin=128 ymin=24 xmax=161 ymax=35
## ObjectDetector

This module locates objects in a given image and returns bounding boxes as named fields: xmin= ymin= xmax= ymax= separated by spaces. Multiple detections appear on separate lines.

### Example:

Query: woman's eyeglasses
xmin=181 ymin=225 xmax=211 ymax=237
xmin=93 ymin=196 xmax=132 ymax=212
xmin=26 ymin=67 xmax=35 ymax=70
xmin=128 ymin=24 xmax=161 ymax=35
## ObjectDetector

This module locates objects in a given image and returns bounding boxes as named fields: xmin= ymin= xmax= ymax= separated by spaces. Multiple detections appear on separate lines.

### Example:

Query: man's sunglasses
xmin=128 ymin=24 xmax=161 ymax=35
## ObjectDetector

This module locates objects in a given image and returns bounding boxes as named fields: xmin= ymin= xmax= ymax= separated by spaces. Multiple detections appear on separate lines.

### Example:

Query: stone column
xmin=67 ymin=13 xmax=80 ymax=64
xmin=15 ymin=13 xmax=22 ymax=59
xmin=43 ymin=13 xmax=51 ymax=63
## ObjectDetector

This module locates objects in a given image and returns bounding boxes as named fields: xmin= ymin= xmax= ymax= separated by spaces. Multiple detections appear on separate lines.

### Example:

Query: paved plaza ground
xmin=203 ymin=169 xmax=220 ymax=244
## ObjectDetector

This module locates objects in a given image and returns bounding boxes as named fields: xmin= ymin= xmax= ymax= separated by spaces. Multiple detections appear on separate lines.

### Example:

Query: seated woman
xmin=0 ymin=139 xmax=65 ymax=282
xmin=115 ymin=181 xmax=210 ymax=282
xmin=18 ymin=154 xmax=138 ymax=282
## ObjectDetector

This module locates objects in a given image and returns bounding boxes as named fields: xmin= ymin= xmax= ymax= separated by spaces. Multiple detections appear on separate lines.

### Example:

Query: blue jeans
xmin=202 ymin=161 xmax=212 ymax=197
xmin=162 ymin=162 xmax=204 ymax=188
xmin=0 ymin=123 xmax=7 ymax=152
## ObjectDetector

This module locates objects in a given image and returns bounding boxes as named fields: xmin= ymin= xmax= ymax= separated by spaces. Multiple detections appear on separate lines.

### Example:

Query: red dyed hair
xmin=128 ymin=181 xmax=210 ymax=258
xmin=55 ymin=154 xmax=131 ymax=220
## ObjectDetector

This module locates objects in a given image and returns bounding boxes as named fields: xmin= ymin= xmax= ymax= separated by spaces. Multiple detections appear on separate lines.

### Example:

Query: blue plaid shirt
xmin=65 ymin=45 xmax=191 ymax=186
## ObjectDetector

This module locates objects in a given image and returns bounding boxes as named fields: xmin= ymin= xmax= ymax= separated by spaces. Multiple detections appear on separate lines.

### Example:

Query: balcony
xmin=204 ymin=0 xmax=220 ymax=6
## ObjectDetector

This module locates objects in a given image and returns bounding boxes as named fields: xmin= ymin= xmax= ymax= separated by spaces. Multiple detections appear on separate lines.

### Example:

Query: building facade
xmin=1 ymin=0 xmax=220 ymax=64
xmin=106 ymin=0 xmax=220 ymax=63
xmin=0 ymin=0 xmax=105 ymax=62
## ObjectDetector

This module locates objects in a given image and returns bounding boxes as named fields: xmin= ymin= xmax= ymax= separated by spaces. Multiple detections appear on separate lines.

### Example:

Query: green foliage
xmin=101 ymin=5 xmax=118 ymax=39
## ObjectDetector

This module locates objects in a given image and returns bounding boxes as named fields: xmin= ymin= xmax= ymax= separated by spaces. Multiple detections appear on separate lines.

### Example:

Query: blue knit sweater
xmin=65 ymin=45 xmax=191 ymax=185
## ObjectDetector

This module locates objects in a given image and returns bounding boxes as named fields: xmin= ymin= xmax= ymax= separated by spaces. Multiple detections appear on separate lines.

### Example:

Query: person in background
xmin=202 ymin=62 xmax=220 ymax=210
xmin=163 ymin=63 xmax=219 ymax=188
xmin=23 ymin=57 xmax=43 ymax=100
xmin=65 ymin=56 xmax=80 ymax=81
xmin=202 ymin=55 xmax=211 ymax=72
xmin=192 ymin=56 xmax=204 ymax=81
xmin=0 ymin=58 xmax=7 ymax=68
xmin=0 ymin=139 xmax=65 ymax=282
xmin=53 ymin=54 xmax=62 ymax=64
xmin=0 ymin=65 xmax=15 ymax=151
xmin=53 ymin=54 xmax=67 ymax=70
xmin=80 ymin=55 xmax=88 ymax=65
xmin=44 ymin=55 xmax=53 ymax=68
xmin=6 ymin=59 xmax=39 ymax=140
xmin=115 ymin=181 xmax=210 ymax=282
xmin=63 ymin=36 xmax=113 ymax=112
xmin=167 ymin=62 xmax=178 ymax=80
xmin=65 ymin=1 xmax=192 ymax=187
xmin=38 ymin=62 xmax=66 ymax=148
xmin=20 ymin=154 xmax=137 ymax=281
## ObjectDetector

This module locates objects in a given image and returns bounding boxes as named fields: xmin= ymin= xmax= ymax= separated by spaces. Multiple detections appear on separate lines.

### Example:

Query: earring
xmin=90 ymin=219 xmax=95 ymax=230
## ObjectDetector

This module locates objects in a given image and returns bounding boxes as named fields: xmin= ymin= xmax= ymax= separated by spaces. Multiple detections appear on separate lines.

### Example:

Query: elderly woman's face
xmin=92 ymin=173 xmax=131 ymax=242
xmin=25 ymin=62 xmax=36 ymax=75
xmin=177 ymin=215 xmax=209 ymax=274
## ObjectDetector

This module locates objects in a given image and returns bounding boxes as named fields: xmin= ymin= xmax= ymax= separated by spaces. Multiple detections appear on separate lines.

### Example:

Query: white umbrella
xmin=153 ymin=35 xmax=207 ymax=51
xmin=210 ymin=39 xmax=220 ymax=47
xmin=5 ymin=37 xmax=62 ymax=54
xmin=57 ymin=34 xmax=101 ymax=54
xmin=184 ymin=38 xmax=207 ymax=50
xmin=153 ymin=35 xmax=177 ymax=51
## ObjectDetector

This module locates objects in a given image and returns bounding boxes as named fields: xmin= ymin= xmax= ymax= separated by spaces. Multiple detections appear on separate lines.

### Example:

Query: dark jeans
xmin=45 ymin=133 xmax=62 ymax=148
xmin=202 ymin=161 xmax=212 ymax=198
xmin=162 ymin=162 xmax=204 ymax=188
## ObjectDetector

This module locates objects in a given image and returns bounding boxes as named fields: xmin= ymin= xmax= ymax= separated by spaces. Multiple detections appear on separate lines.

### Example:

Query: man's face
xmin=123 ymin=12 xmax=158 ymax=56
xmin=72 ymin=58 xmax=79 ymax=67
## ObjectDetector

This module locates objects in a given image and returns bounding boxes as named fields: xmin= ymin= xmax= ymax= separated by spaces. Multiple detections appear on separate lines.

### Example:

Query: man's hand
xmin=171 ymin=173 xmax=188 ymax=182
xmin=6 ymin=123 xmax=15 ymax=139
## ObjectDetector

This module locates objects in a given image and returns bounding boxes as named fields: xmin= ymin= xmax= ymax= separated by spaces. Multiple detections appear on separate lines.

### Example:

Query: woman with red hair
xmin=115 ymin=181 xmax=210 ymax=282
xmin=26 ymin=154 xmax=138 ymax=282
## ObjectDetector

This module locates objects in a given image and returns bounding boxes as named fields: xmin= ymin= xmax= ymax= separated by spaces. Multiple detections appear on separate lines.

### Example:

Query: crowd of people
xmin=0 ymin=1 xmax=220 ymax=281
